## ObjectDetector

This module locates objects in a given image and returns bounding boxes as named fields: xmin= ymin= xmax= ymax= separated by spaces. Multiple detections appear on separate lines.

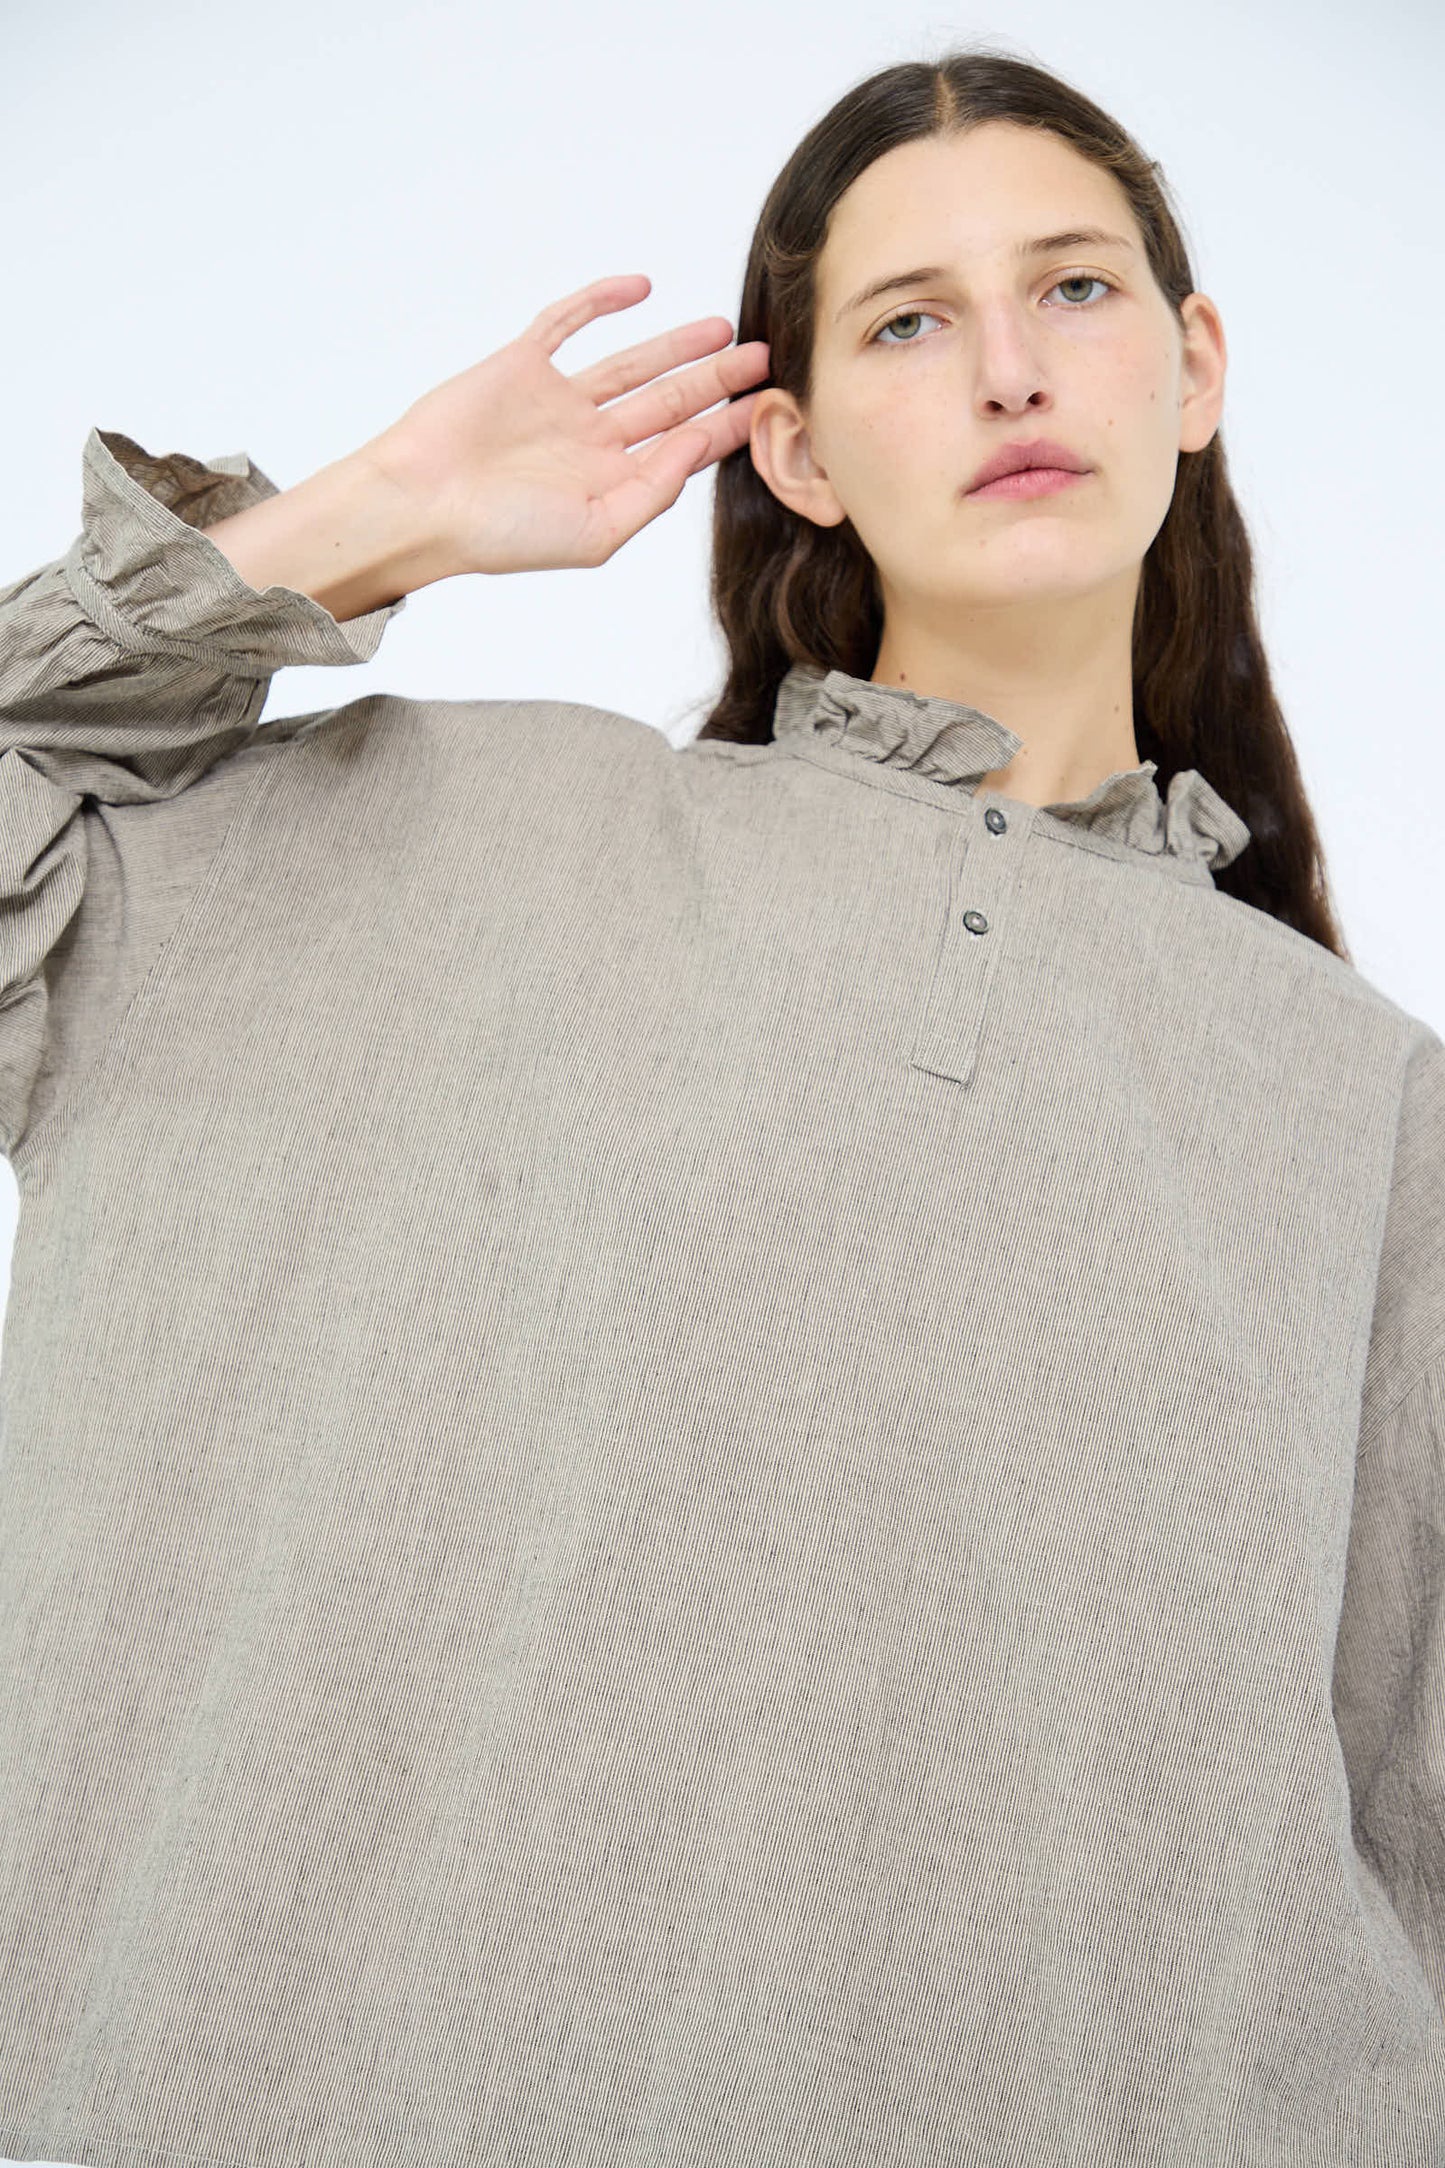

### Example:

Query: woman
xmin=0 ymin=47 xmax=1440 ymax=2168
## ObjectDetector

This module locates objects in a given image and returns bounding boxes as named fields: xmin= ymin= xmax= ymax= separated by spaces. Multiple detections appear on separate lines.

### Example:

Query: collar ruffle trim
xmin=772 ymin=665 xmax=1252 ymax=876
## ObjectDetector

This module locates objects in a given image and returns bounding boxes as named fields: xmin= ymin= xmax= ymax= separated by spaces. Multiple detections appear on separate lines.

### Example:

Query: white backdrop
xmin=2 ymin=0 xmax=1442 ymax=1343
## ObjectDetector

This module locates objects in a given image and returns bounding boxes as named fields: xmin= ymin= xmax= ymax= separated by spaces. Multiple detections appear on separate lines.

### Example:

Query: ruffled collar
xmin=771 ymin=665 xmax=1252 ymax=879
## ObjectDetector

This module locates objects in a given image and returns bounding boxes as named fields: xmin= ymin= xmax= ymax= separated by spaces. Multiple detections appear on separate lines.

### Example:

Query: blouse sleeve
xmin=0 ymin=427 xmax=407 ymax=1161
xmin=1332 ymin=1022 xmax=1445 ymax=2006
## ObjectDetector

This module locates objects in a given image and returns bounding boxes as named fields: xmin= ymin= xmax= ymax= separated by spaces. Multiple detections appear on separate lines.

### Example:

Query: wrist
xmin=200 ymin=448 xmax=454 ymax=624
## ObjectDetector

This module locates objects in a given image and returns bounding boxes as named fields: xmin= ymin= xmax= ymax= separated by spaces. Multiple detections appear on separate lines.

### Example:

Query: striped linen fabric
xmin=0 ymin=426 xmax=1442 ymax=2167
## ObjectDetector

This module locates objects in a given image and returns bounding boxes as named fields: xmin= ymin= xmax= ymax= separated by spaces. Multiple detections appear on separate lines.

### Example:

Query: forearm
xmin=200 ymin=449 xmax=452 ymax=625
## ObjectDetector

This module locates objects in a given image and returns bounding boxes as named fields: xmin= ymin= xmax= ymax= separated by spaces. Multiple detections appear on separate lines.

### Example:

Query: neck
xmin=869 ymin=576 xmax=1142 ymax=809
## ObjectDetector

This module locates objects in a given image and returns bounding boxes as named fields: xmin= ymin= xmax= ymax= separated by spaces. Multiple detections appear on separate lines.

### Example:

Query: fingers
xmin=585 ymin=428 xmax=712 ymax=562
xmin=570 ymin=314 xmax=739 ymax=407
xmin=528 ymin=274 xmax=655 ymax=360
xmin=644 ymin=388 xmax=764 ymax=496
xmin=604 ymin=341 xmax=772 ymax=453
xmin=682 ymin=387 xmax=765 ymax=468
xmin=582 ymin=387 xmax=765 ymax=565
xmin=533 ymin=275 xmax=767 ymax=424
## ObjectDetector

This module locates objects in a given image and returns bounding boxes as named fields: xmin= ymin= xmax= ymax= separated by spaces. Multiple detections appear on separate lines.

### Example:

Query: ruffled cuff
xmin=61 ymin=426 xmax=407 ymax=672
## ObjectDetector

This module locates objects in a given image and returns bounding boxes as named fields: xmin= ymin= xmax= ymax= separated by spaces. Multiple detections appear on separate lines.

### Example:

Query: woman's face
xmin=749 ymin=121 xmax=1226 ymax=624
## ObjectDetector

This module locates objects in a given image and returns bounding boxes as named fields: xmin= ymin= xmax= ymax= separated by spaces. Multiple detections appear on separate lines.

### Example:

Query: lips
xmin=967 ymin=438 xmax=1091 ymax=493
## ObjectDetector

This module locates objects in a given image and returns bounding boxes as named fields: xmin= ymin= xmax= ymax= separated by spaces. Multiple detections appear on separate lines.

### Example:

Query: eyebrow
xmin=834 ymin=228 xmax=1138 ymax=325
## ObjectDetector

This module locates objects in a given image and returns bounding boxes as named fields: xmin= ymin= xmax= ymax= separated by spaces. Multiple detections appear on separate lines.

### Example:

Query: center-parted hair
xmin=696 ymin=45 xmax=1349 ymax=958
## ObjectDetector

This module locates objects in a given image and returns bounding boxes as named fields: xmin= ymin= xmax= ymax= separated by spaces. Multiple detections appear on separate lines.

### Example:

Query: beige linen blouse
xmin=0 ymin=426 xmax=1442 ymax=2167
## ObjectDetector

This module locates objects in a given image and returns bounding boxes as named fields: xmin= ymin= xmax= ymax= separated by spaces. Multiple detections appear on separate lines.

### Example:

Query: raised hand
xmin=356 ymin=273 xmax=771 ymax=579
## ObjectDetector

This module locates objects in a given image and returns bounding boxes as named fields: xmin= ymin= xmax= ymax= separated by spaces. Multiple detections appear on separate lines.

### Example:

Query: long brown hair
xmin=696 ymin=45 xmax=1349 ymax=959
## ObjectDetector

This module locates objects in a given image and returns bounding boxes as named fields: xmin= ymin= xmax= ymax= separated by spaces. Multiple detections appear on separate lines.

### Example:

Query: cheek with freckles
xmin=1072 ymin=341 xmax=1180 ymax=526
xmin=820 ymin=386 xmax=970 ymax=522
xmin=1112 ymin=332 xmax=1186 ymax=455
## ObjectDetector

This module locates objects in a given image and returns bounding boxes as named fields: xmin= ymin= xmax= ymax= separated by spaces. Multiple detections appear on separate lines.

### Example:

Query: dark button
xmin=984 ymin=807 xmax=1007 ymax=834
xmin=962 ymin=909 xmax=990 ymax=935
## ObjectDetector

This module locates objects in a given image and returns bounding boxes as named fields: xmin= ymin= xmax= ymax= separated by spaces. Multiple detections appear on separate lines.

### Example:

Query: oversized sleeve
xmin=1332 ymin=1020 xmax=1445 ymax=2007
xmin=0 ymin=427 xmax=407 ymax=1162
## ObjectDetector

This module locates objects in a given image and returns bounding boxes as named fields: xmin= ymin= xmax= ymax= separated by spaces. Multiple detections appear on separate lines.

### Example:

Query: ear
xmin=1178 ymin=292 xmax=1227 ymax=456
xmin=748 ymin=388 xmax=850 ymax=529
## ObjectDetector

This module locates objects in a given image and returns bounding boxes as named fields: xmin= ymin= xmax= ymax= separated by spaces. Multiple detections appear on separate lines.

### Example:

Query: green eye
xmin=870 ymin=275 xmax=1114 ymax=346
xmin=870 ymin=310 xmax=945 ymax=347
xmin=1050 ymin=274 xmax=1113 ymax=307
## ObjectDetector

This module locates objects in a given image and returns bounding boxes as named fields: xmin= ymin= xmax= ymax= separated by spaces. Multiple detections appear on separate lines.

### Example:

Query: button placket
xmin=910 ymin=798 xmax=1029 ymax=1087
